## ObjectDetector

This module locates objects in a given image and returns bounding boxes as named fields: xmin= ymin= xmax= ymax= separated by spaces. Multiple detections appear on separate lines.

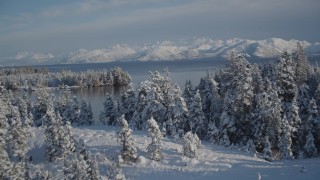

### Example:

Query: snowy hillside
xmin=11 ymin=37 xmax=320 ymax=66
xmin=27 ymin=126 xmax=320 ymax=180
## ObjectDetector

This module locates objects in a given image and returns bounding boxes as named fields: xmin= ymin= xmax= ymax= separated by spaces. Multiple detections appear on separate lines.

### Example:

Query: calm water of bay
xmin=40 ymin=58 xmax=226 ymax=121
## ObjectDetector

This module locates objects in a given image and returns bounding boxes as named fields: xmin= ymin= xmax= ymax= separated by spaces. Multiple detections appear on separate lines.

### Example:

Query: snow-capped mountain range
xmin=11 ymin=38 xmax=320 ymax=65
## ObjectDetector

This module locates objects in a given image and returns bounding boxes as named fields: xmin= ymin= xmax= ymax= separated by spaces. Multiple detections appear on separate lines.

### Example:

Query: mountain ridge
xmin=4 ymin=37 xmax=320 ymax=66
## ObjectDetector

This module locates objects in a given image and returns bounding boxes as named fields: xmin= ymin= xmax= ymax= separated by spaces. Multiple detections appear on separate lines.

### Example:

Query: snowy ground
xmin=28 ymin=126 xmax=320 ymax=180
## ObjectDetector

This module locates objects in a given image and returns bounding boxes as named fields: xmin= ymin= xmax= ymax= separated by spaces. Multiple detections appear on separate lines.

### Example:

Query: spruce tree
xmin=100 ymin=93 xmax=118 ymax=125
xmin=33 ymin=89 xmax=49 ymax=126
xmin=293 ymin=42 xmax=309 ymax=86
xmin=73 ymin=152 xmax=90 ymax=180
xmin=131 ymin=85 xmax=148 ymax=130
xmin=58 ymin=90 xmax=72 ymax=123
xmin=253 ymin=78 xmax=281 ymax=150
xmin=244 ymin=139 xmax=256 ymax=155
xmin=117 ymin=115 xmax=137 ymax=163
xmin=44 ymin=109 xmax=61 ymax=162
xmin=87 ymin=154 xmax=100 ymax=180
xmin=305 ymin=99 xmax=320 ymax=150
xmin=183 ymin=80 xmax=194 ymax=110
xmin=147 ymin=117 xmax=163 ymax=161
xmin=207 ymin=121 xmax=219 ymax=143
xmin=165 ymin=84 xmax=189 ymax=136
xmin=287 ymin=99 xmax=302 ymax=157
xmin=263 ymin=136 xmax=273 ymax=161
xmin=0 ymin=100 xmax=10 ymax=179
xmin=64 ymin=153 xmax=90 ymax=180
xmin=198 ymin=72 xmax=221 ymax=129
xmin=7 ymin=106 xmax=29 ymax=161
xmin=119 ymin=83 xmax=136 ymax=121
xmin=106 ymin=161 xmax=126 ymax=180
xmin=62 ymin=121 xmax=76 ymax=157
xmin=219 ymin=53 xmax=254 ymax=146
xmin=304 ymin=131 xmax=317 ymax=157
xmin=70 ymin=96 xmax=81 ymax=126
xmin=183 ymin=131 xmax=201 ymax=159
xmin=278 ymin=115 xmax=293 ymax=160
xmin=219 ymin=130 xmax=231 ymax=147
xmin=189 ymin=90 xmax=206 ymax=139
xmin=34 ymin=169 xmax=52 ymax=180
xmin=141 ymin=79 xmax=166 ymax=129
xmin=79 ymin=100 xmax=94 ymax=126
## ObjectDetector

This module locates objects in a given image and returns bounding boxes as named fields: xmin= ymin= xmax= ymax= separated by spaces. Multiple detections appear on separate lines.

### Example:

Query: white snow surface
xmin=13 ymin=37 xmax=320 ymax=65
xmin=27 ymin=126 xmax=320 ymax=180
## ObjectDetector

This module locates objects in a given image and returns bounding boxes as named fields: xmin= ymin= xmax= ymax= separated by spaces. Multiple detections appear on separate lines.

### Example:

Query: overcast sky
xmin=0 ymin=0 xmax=319 ymax=58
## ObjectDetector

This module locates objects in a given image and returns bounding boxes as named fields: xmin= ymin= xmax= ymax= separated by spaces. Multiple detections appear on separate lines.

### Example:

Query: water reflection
xmin=49 ymin=86 xmax=127 ymax=121
xmin=27 ymin=59 xmax=225 ymax=121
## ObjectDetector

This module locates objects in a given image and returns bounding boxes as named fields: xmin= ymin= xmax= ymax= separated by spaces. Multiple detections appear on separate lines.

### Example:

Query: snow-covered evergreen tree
xmin=304 ymin=131 xmax=317 ymax=158
xmin=64 ymin=153 xmax=90 ymax=180
xmin=183 ymin=131 xmax=201 ymax=159
xmin=219 ymin=130 xmax=231 ymax=147
xmin=219 ymin=110 xmax=235 ymax=147
xmin=33 ymin=89 xmax=50 ymax=126
xmin=141 ymin=79 xmax=166 ymax=129
xmin=73 ymin=138 xmax=100 ymax=179
xmin=287 ymin=99 xmax=302 ymax=157
xmin=147 ymin=117 xmax=163 ymax=161
xmin=117 ymin=115 xmax=137 ymax=163
xmin=276 ymin=50 xmax=302 ymax=157
xmin=119 ymin=83 xmax=136 ymax=121
xmin=45 ymin=106 xmax=75 ymax=162
xmin=73 ymin=152 xmax=90 ymax=180
xmin=64 ymin=137 xmax=94 ymax=179
xmin=244 ymin=139 xmax=256 ymax=155
xmin=79 ymin=100 xmax=94 ymax=126
xmin=198 ymin=72 xmax=221 ymax=130
xmin=58 ymin=90 xmax=72 ymax=123
xmin=198 ymin=72 xmax=222 ymax=141
xmin=130 ymin=84 xmax=148 ymax=130
xmin=0 ymin=99 xmax=10 ymax=179
xmin=62 ymin=121 xmax=76 ymax=157
xmin=44 ymin=109 xmax=61 ymax=162
xmin=305 ymin=99 xmax=320 ymax=151
xmin=70 ymin=96 xmax=81 ymax=126
xmin=314 ymin=84 xmax=320 ymax=107
xmin=207 ymin=121 xmax=219 ymax=143
xmin=17 ymin=95 xmax=32 ymax=127
xmin=277 ymin=50 xmax=298 ymax=106
xmin=165 ymin=84 xmax=189 ymax=136
xmin=263 ymin=136 xmax=273 ymax=161
xmin=7 ymin=106 xmax=29 ymax=161
xmin=298 ymin=83 xmax=310 ymax=123
xmin=219 ymin=52 xmax=254 ymax=146
xmin=34 ymin=169 xmax=52 ymax=180
xmin=106 ymin=161 xmax=126 ymax=180
xmin=100 ymin=93 xmax=118 ymax=125
xmin=149 ymin=70 xmax=173 ymax=108
xmin=278 ymin=115 xmax=293 ymax=160
xmin=183 ymin=80 xmax=194 ymax=110
xmin=253 ymin=78 xmax=281 ymax=150
xmin=293 ymin=42 xmax=309 ymax=86
xmin=5 ymin=160 xmax=27 ymax=179
xmin=189 ymin=90 xmax=206 ymax=139
xmin=87 ymin=154 xmax=100 ymax=180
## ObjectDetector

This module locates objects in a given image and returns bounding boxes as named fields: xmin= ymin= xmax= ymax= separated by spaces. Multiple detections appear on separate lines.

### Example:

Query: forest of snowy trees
xmin=100 ymin=43 xmax=320 ymax=161
xmin=0 ymin=66 xmax=131 ymax=90
xmin=1 ymin=43 xmax=320 ymax=179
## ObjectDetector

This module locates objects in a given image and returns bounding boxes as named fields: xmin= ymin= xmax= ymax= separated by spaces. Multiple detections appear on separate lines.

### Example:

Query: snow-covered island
xmin=1 ymin=43 xmax=320 ymax=179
